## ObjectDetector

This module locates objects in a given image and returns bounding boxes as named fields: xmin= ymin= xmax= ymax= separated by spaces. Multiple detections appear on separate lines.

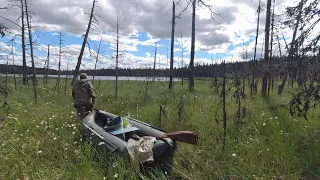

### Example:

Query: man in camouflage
xmin=72 ymin=73 xmax=96 ymax=120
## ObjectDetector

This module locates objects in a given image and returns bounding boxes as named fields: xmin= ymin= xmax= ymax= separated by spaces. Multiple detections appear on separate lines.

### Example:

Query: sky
xmin=0 ymin=0 xmax=318 ymax=71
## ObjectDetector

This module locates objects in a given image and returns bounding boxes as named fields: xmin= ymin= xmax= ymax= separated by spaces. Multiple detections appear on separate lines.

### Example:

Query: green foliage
xmin=0 ymin=77 xmax=319 ymax=179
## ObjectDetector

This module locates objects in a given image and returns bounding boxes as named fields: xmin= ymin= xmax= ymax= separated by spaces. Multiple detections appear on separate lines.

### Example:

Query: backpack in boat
xmin=95 ymin=111 xmax=123 ymax=131
xmin=104 ymin=116 xmax=123 ymax=131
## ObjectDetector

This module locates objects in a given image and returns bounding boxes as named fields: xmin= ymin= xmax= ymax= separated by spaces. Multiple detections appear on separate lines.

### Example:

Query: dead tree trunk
xmin=5 ymin=58 xmax=8 ymax=91
xmin=278 ymin=0 xmax=304 ymax=95
xmin=289 ymin=0 xmax=304 ymax=88
xmin=261 ymin=0 xmax=272 ymax=97
xmin=71 ymin=0 xmax=96 ymax=85
xmin=11 ymin=41 xmax=17 ymax=91
xmin=277 ymin=35 xmax=282 ymax=57
xmin=268 ymin=0 xmax=275 ymax=96
xmin=169 ymin=1 xmax=175 ymax=90
xmin=251 ymin=1 xmax=261 ymax=95
xmin=153 ymin=42 xmax=157 ymax=82
xmin=20 ymin=0 xmax=27 ymax=85
xmin=65 ymin=59 xmax=69 ymax=95
xmin=189 ymin=0 xmax=196 ymax=92
xmin=46 ymin=44 xmax=50 ymax=86
xmin=115 ymin=14 xmax=119 ymax=98
xmin=55 ymin=31 xmax=62 ymax=93
xmin=24 ymin=0 xmax=37 ymax=103
xmin=93 ymin=34 xmax=102 ymax=84
xmin=181 ymin=34 xmax=184 ymax=87
xmin=222 ymin=60 xmax=227 ymax=151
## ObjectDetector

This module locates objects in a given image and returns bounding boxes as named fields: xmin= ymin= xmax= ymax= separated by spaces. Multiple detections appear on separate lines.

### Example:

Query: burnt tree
xmin=169 ymin=1 xmax=175 ymax=90
xmin=71 ymin=0 xmax=97 ymax=85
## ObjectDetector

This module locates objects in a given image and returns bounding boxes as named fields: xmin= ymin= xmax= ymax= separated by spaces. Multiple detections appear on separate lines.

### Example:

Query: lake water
xmin=4 ymin=74 xmax=182 ymax=82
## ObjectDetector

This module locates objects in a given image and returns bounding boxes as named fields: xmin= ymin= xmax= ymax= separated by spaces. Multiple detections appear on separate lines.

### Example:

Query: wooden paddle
xmin=157 ymin=131 xmax=199 ymax=145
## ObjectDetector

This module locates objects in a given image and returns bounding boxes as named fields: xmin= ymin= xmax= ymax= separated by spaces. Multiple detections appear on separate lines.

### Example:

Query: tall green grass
xmin=0 ymin=77 xmax=319 ymax=179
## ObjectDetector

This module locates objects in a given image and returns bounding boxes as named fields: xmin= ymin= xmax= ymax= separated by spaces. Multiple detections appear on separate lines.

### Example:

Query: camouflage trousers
xmin=75 ymin=104 xmax=93 ymax=120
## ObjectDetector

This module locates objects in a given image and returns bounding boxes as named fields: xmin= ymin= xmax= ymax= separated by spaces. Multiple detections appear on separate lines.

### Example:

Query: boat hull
xmin=81 ymin=110 xmax=176 ymax=163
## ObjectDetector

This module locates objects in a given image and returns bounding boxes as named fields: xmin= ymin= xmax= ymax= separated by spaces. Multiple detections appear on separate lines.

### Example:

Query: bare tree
xmin=276 ymin=35 xmax=282 ymax=57
xmin=169 ymin=1 xmax=175 ymax=90
xmin=5 ymin=56 xmax=8 ymax=91
xmin=189 ymin=0 xmax=196 ymax=92
xmin=153 ymin=42 xmax=157 ymax=82
xmin=181 ymin=33 xmax=184 ymax=86
xmin=55 ymin=31 xmax=62 ymax=93
xmin=250 ymin=0 xmax=261 ymax=95
xmin=24 ymin=0 xmax=37 ymax=103
xmin=222 ymin=60 xmax=227 ymax=151
xmin=65 ymin=58 xmax=70 ymax=95
xmin=92 ymin=34 xmax=102 ymax=84
xmin=268 ymin=0 xmax=276 ymax=96
xmin=278 ymin=0 xmax=305 ymax=95
xmin=175 ymin=0 xmax=218 ymax=92
xmin=20 ymin=0 xmax=27 ymax=85
xmin=115 ymin=12 xmax=120 ymax=98
xmin=11 ymin=39 xmax=17 ymax=91
xmin=261 ymin=0 xmax=272 ymax=96
xmin=71 ymin=0 xmax=97 ymax=85
xmin=45 ymin=44 xmax=50 ymax=86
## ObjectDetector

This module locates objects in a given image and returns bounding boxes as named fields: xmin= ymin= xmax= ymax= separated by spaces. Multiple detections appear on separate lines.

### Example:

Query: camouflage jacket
xmin=72 ymin=79 xmax=96 ymax=106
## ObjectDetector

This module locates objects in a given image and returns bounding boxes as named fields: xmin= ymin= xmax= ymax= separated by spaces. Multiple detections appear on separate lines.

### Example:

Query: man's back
xmin=72 ymin=79 xmax=96 ymax=106
xmin=72 ymin=73 xmax=96 ymax=120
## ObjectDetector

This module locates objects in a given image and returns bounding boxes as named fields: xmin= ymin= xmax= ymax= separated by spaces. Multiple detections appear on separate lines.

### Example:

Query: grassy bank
xmin=0 ymin=77 xmax=319 ymax=179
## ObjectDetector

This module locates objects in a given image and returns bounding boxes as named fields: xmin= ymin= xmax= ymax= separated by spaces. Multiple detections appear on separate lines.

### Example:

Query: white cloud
xmin=0 ymin=0 xmax=318 ymax=71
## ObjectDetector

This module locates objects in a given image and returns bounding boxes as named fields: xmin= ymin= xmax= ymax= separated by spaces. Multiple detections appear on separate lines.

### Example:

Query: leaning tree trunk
xmin=251 ymin=0 xmax=261 ymax=95
xmin=20 ymin=0 xmax=27 ymax=85
xmin=289 ymin=0 xmax=304 ymax=88
xmin=24 ymin=0 xmax=37 ymax=103
xmin=71 ymin=0 xmax=96 ymax=85
xmin=169 ymin=1 xmax=175 ymax=90
xmin=278 ymin=0 xmax=304 ymax=95
xmin=268 ymin=0 xmax=275 ymax=96
xmin=189 ymin=0 xmax=196 ymax=92
xmin=261 ymin=0 xmax=272 ymax=97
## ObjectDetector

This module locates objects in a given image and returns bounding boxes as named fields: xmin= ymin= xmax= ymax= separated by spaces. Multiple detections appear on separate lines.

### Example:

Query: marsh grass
xmin=0 ymin=77 xmax=319 ymax=179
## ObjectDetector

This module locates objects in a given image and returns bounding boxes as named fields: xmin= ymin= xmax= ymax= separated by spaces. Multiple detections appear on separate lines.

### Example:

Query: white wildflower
xmin=275 ymin=117 xmax=278 ymax=119
xmin=232 ymin=153 xmax=237 ymax=157
xmin=263 ymin=123 xmax=266 ymax=126
xmin=112 ymin=162 xmax=117 ymax=168
xmin=98 ymin=142 xmax=105 ymax=146
xmin=114 ymin=173 xmax=118 ymax=178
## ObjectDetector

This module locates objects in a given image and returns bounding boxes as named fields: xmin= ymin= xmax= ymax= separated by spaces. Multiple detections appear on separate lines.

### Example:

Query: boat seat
xmin=110 ymin=127 xmax=139 ymax=135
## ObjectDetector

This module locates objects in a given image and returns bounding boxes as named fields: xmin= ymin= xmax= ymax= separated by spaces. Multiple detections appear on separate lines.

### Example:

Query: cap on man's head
xmin=79 ymin=73 xmax=87 ymax=79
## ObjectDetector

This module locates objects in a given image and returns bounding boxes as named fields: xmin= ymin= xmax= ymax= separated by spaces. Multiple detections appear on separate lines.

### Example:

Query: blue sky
xmin=0 ymin=0 xmax=307 ymax=71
